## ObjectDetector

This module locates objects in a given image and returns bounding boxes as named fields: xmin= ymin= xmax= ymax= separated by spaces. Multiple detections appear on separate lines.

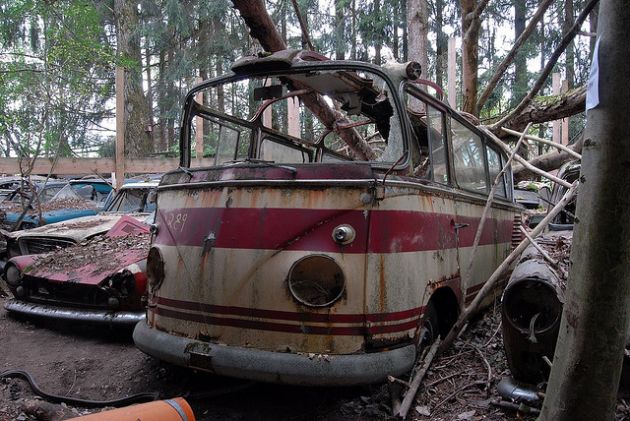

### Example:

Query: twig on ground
xmin=431 ymin=380 xmax=487 ymax=415
xmin=394 ymin=338 xmax=441 ymax=419
xmin=490 ymin=399 xmax=541 ymax=415
xmin=425 ymin=370 xmax=473 ymax=389
xmin=468 ymin=343 xmax=492 ymax=394
xmin=482 ymin=320 xmax=502 ymax=348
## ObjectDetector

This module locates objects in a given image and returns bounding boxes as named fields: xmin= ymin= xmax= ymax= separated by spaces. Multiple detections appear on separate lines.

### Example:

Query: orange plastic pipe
xmin=66 ymin=397 xmax=195 ymax=421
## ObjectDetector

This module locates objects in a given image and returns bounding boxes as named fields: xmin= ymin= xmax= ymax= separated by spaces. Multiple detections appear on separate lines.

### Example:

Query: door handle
xmin=453 ymin=222 xmax=470 ymax=230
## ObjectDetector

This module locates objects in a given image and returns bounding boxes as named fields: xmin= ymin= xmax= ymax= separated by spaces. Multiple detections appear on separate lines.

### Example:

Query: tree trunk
xmin=563 ymin=0 xmax=575 ymax=88
xmin=145 ymin=42 xmax=155 ymax=150
xmin=407 ymin=0 xmax=429 ymax=79
xmin=114 ymin=0 xmax=152 ymax=157
xmin=351 ymin=0 xmax=357 ymax=60
xmin=460 ymin=0 xmax=485 ymax=116
xmin=589 ymin=6 xmax=599 ymax=52
xmin=232 ymin=0 xmax=375 ymax=160
xmin=512 ymin=0 xmax=527 ymax=107
xmin=435 ymin=0 xmax=446 ymax=88
xmin=374 ymin=0 xmax=382 ymax=64
xmin=335 ymin=0 xmax=345 ymax=60
xmin=498 ymin=85 xmax=586 ymax=136
xmin=540 ymin=1 xmax=630 ymax=419
xmin=392 ymin=2 xmax=399 ymax=60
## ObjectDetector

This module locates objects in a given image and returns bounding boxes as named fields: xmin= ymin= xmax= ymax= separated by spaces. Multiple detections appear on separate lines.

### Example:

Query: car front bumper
xmin=133 ymin=320 xmax=416 ymax=386
xmin=4 ymin=299 xmax=144 ymax=327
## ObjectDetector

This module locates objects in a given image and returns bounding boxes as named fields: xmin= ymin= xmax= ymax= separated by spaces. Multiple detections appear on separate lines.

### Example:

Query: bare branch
xmin=476 ymin=0 xmax=554 ymax=112
xmin=290 ymin=0 xmax=315 ymax=51
xmin=491 ymin=0 xmax=599 ymax=130
xmin=501 ymin=127 xmax=582 ymax=159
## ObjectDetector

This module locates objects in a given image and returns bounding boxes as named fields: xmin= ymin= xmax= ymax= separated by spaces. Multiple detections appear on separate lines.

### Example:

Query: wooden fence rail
xmin=0 ymin=157 xmax=215 ymax=176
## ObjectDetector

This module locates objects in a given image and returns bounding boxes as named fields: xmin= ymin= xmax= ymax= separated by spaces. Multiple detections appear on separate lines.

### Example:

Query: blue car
xmin=1 ymin=181 xmax=98 ymax=230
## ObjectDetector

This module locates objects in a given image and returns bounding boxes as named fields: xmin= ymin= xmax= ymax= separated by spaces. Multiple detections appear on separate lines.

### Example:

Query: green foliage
xmin=0 ymin=0 xmax=594 ymax=161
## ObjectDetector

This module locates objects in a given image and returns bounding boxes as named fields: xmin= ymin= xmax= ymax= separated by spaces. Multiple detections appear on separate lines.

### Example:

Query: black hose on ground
xmin=0 ymin=369 xmax=159 ymax=408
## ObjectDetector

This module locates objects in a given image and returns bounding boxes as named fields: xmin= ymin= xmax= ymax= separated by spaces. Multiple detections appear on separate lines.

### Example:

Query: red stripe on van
xmin=151 ymin=306 xmax=420 ymax=336
xmin=154 ymin=296 xmax=423 ymax=324
xmin=154 ymin=208 xmax=513 ymax=253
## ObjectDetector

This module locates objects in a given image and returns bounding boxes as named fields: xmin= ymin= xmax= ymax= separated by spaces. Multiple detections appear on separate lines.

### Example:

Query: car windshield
xmin=105 ymin=188 xmax=155 ymax=213
xmin=7 ymin=183 xmax=78 ymax=204
xmin=186 ymin=64 xmax=404 ymax=166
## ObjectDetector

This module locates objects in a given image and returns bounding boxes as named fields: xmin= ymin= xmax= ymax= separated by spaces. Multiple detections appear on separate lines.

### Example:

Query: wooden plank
xmin=447 ymin=37 xmax=457 ymax=109
xmin=561 ymin=79 xmax=570 ymax=146
xmin=287 ymin=97 xmax=300 ymax=137
xmin=115 ymin=67 xmax=125 ymax=188
xmin=195 ymin=77 xmax=204 ymax=163
xmin=552 ymin=73 xmax=561 ymax=145
xmin=0 ymin=157 xmax=217 ymax=176
xmin=0 ymin=157 xmax=115 ymax=175
xmin=125 ymin=158 xmax=214 ymax=173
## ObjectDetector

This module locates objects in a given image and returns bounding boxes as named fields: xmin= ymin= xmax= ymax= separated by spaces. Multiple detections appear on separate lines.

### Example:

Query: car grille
xmin=511 ymin=214 xmax=523 ymax=250
xmin=18 ymin=237 xmax=76 ymax=255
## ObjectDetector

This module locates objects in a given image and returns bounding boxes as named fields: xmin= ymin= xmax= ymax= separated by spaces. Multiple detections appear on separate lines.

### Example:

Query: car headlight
xmin=5 ymin=264 xmax=22 ymax=286
xmin=288 ymin=255 xmax=345 ymax=307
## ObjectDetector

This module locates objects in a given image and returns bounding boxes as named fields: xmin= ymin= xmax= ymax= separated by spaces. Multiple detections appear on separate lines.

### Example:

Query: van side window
xmin=486 ymin=146 xmax=507 ymax=198
xmin=403 ymin=90 xmax=449 ymax=183
xmin=451 ymin=118 xmax=488 ymax=193
xmin=427 ymin=106 xmax=449 ymax=184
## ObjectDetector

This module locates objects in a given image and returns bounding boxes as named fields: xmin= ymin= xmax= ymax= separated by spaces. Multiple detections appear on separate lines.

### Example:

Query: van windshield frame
xmin=179 ymin=62 xmax=411 ymax=171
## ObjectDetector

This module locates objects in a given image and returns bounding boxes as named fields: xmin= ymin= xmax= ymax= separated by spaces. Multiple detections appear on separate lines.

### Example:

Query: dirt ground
xmin=1 ymin=291 xmax=630 ymax=421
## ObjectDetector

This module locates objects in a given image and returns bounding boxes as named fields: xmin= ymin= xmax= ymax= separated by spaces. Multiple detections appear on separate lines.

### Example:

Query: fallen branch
xmin=481 ymin=127 xmax=573 ymax=188
xmin=513 ymin=133 xmax=584 ymax=177
xmin=501 ymin=127 xmax=582 ymax=159
xmin=394 ymin=338 xmax=441 ymax=419
xmin=491 ymin=0 xmax=600 ymax=130
xmin=519 ymin=226 xmax=557 ymax=266
xmin=438 ymin=181 xmax=579 ymax=353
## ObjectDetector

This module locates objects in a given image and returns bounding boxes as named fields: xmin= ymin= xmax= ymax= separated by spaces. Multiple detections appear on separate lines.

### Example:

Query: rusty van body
xmin=133 ymin=50 xmax=522 ymax=385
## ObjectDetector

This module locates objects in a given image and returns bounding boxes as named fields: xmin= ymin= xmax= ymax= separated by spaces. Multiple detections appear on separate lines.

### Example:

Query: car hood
xmin=8 ymin=212 xmax=150 ymax=242
xmin=11 ymin=216 xmax=151 ymax=285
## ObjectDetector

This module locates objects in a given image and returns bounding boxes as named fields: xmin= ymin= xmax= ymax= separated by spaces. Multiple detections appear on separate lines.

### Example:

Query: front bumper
xmin=4 ymin=299 xmax=144 ymax=327
xmin=133 ymin=321 xmax=416 ymax=386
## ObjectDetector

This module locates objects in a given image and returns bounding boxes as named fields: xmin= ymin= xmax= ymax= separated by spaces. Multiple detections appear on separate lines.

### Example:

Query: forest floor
xmin=1 ymin=291 xmax=630 ymax=421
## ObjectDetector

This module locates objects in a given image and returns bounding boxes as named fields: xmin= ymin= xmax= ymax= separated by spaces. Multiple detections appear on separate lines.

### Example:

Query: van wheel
xmin=418 ymin=301 xmax=439 ymax=351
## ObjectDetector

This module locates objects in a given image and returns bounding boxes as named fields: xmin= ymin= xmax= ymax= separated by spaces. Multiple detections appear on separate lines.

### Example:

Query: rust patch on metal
xmin=378 ymin=254 xmax=387 ymax=312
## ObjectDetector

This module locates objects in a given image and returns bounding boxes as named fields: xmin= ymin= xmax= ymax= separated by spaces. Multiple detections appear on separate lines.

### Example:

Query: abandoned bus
xmin=133 ymin=49 xmax=522 ymax=385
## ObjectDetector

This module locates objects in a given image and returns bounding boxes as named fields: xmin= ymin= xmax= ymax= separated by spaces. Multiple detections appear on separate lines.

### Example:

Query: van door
xmin=449 ymin=116 xmax=495 ymax=306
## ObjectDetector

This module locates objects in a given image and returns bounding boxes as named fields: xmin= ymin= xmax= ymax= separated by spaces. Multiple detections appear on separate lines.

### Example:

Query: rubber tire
xmin=418 ymin=301 xmax=439 ymax=350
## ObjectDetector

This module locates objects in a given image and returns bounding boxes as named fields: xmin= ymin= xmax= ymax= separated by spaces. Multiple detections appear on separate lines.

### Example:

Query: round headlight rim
xmin=287 ymin=254 xmax=346 ymax=308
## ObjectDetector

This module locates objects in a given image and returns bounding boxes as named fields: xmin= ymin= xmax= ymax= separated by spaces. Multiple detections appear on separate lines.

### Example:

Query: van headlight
xmin=288 ymin=255 xmax=345 ymax=307
xmin=147 ymin=247 xmax=165 ymax=291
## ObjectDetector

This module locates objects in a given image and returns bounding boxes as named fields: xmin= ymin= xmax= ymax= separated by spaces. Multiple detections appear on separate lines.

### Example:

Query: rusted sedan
xmin=3 ymin=180 xmax=157 ymax=262
xmin=3 ymin=216 xmax=151 ymax=326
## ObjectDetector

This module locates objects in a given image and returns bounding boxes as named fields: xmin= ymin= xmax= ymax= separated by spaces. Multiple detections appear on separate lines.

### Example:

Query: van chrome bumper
xmin=4 ymin=299 xmax=144 ymax=327
xmin=133 ymin=320 xmax=416 ymax=386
